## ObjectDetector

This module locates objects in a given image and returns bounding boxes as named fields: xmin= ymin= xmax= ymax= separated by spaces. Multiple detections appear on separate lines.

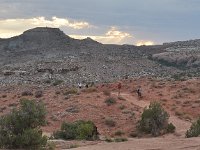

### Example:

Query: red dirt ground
xmin=0 ymin=77 xmax=200 ymax=149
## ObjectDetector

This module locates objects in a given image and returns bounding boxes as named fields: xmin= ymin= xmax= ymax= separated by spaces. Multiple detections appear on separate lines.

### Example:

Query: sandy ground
xmin=74 ymin=136 xmax=200 ymax=150
xmin=73 ymin=92 xmax=200 ymax=150
xmin=0 ymin=78 xmax=200 ymax=149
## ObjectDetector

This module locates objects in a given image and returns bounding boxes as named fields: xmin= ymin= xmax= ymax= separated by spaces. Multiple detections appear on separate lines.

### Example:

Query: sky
xmin=0 ymin=0 xmax=200 ymax=45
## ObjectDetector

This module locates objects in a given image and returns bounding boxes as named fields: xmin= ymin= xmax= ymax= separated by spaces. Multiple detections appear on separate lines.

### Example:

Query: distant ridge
xmin=163 ymin=39 xmax=200 ymax=47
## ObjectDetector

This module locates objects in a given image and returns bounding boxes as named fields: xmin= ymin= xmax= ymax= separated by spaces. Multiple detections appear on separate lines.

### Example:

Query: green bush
xmin=54 ymin=120 xmax=99 ymax=140
xmin=186 ymin=118 xmax=200 ymax=138
xmin=77 ymin=122 xmax=96 ymax=139
xmin=138 ymin=102 xmax=171 ymax=136
xmin=167 ymin=123 xmax=176 ymax=133
xmin=105 ymin=97 xmax=116 ymax=106
xmin=0 ymin=99 xmax=47 ymax=149
xmin=18 ymin=129 xmax=47 ymax=149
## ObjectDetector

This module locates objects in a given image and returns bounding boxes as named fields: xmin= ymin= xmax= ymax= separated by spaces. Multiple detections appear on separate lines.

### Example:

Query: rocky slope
xmin=0 ymin=27 xmax=199 ymax=86
xmin=152 ymin=39 xmax=200 ymax=68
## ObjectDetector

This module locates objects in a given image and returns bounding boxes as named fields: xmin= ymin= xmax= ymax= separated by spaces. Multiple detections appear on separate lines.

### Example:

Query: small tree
xmin=0 ymin=99 xmax=47 ymax=149
xmin=138 ymin=102 xmax=173 ymax=136
xmin=186 ymin=118 xmax=200 ymax=138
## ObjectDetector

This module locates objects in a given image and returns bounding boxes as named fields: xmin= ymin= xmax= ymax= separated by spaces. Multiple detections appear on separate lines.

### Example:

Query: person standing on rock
xmin=118 ymin=82 xmax=122 ymax=96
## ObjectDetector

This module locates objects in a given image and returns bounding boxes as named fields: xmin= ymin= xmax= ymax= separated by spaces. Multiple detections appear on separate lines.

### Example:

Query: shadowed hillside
xmin=0 ymin=27 xmax=199 ymax=86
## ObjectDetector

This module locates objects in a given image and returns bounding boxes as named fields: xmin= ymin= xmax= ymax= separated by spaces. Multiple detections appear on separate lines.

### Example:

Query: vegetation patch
xmin=186 ymin=118 xmax=200 ymax=138
xmin=138 ymin=102 xmax=175 ymax=136
xmin=119 ymin=105 xmax=126 ymax=110
xmin=1 ymin=95 xmax=7 ymax=98
xmin=105 ymin=97 xmax=116 ymax=106
xmin=167 ymin=123 xmax=176 ymax=133
xmin=103 ymin=90 xmax=111 ymax=96
xmin=114 ymin=130 xmax=125 ymax=136
xmin=53 ymin=120 xmax=99 ymax=140
xmin=63 ymin=88 xmax=78 ymax=95
xmin=114 ymin=137 xmax=128 ymax=142
xmin=21 ymin=90 xmax=33 ymax=96
xmin=53 ymin=80 xmax=63 ymax=86
xmin=105 ymin=118 xmax=116 ymax=127
xmin=105 ymin=137 xmax=114 ymax=142
xmin=0 ymin=99 xmax=47 ymax=149
xmin=35 ymin=90 xmax=43 ymax=98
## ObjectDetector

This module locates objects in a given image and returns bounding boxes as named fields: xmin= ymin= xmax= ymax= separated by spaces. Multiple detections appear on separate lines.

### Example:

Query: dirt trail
xmin=73 ymin=92 xmax=200 ymax=150
xmin=74 ymin=137 xmax=200 ymax=150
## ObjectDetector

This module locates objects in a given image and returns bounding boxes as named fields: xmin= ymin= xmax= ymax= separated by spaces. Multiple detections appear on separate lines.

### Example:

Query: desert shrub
xmin=105 ymin=118 xmax=116 ymax=127
xmin=167 ymin=123 xmax=176 ymax=133
xmin=53 ymin=122 xmax=77 ymax=140
xmin=46 ymin=141 xmax=56 ymax=150
xmin=53 ymin=80 xmax=63 ymax=86
xmin=17 ymin=128 xmax=47 ymax=149
xmin=76 ymin=122 xmax=96 ymax=139
xmin=114 ymin=137 xmax=128 ymax=142
xmin=175 ymin=111 xmax=184 ymax=117
xmin=119 ymin=105 xmax=126 ymax=110
xmin=0 ymin=107 xmax=6 ymax=113
xmin=122 ymin=110 xmax=132 ymax=114
xmin=103 ymin=90 xmax=111 ymax=96
xmin=63 ymin=88 xmax=78 ymax=95
xmin=21 ymin=90 xmax=33 ymax=96
xmin=55 ymin=91 xmax=61 ymax=95
xmin=65 ymin=106 xmax=79 ymax=113
xmin=2 ymin=95 xmax=7 ymax=98
xmin=186 ymin=118 xmax=200 ymax=138
xmin=105 ymin=137 xmax=114 ymax=142
xmin=0 ymin=99 xmax=47 ymax=149
xmin=105 ymin=97 xmax=116 ymax=106
xmin=171 ymin=73 xmax=186 ymax=81
xmin=129 ymin=131 xmax=138 ymax=137
xmin=115 ymin=130 xmax=124 ymax=136
xmin=138 ymin=102 xmax=174 ymax=136
xmin=54 ymin=120 xmax=98 ymax=140
xmin=35 ymin=90 xmax=43 ymax=98
xmin=44 ymin=79 xmax=51 ymax=84
xmin=8 ymin=103 xmax=18 ymax=107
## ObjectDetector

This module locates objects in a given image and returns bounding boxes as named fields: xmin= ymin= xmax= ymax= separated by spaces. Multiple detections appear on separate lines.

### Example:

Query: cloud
xmin=0 ymin=16 xmax=91 ymax=38
xmin=136 ymin=40 xmax=154 ymax=46
xmin=0 ymin=16 xmax=154 ymax=45
xmin=70 ymin=27 xmax=132 ymax=44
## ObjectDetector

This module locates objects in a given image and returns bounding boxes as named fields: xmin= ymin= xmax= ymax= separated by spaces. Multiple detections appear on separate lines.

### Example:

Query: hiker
xmin=78 ymin=82 xmax=82 ymax=89
xmin=85 ymin=83 xmax=89 ymax=88
xmin=117 ymin=82 xmax=122 ymax=96
xmin=137 ymin=86 xmax=142 ymax=98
